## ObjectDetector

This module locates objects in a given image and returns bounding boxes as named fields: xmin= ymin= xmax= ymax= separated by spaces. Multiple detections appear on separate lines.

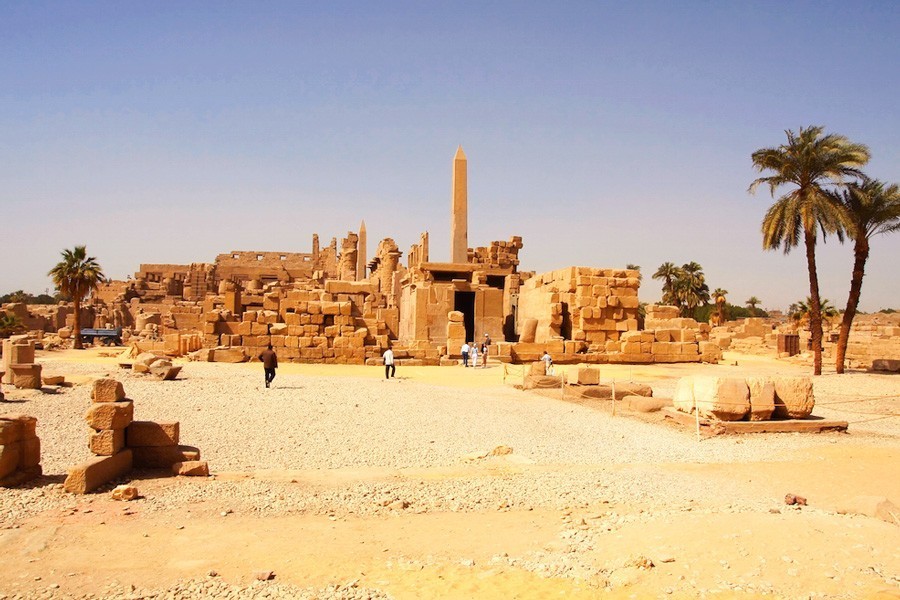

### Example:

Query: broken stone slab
xmin=172 ymin=460 xmax=209 ymax=476
xmin=872 ymin=359 xmax=900 ymax=373
xmin=64 ymin=449 xmax=133 ymax=494
xmin=91 ymin=378 xmax=126 ymax=403
xmin=41 ymin=374 xmax=65 ymax=386
xmin=150 ymin=364 xmax=182 ymax=380
xmin=132 ymin=445 xmax=200 ymax=469
xmin=692 ymin=376 xmax=750 ymax=421
xmin=672 ymin=377 xmax=695 ymax=414
xmin=85 ymin=401 xmax=134 ymax=431
xmin=210 ymin=347 xmax=248 ymax=363
xmin=772 ymin=376 xmax=815 ymax=419
xmin=126 ymin=421 xmax=179 ymax=447
xmin=624 ymin=395 xmax=670 ymax=413
xmin=747 ymin=377 xmax=775 ymax=421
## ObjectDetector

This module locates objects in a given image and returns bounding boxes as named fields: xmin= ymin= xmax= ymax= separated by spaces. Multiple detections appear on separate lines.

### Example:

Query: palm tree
xmin=625 ymin=264 xmax=642 ymax=282
xmin=793 ymin=297 xmax=838 ymax=330
xmin=48 ymin=246 xmax=105 ymax=349
xmin=745 ymin=296 xmax=762 ymax=316
xmin=673 ymin=262 xmax=710 ymax=318
xmin=749 ymin=125 xmax=870 ymax=375
xmin=652 ymin=262 xmax=679 ymax=305
xmin=833 ymin=179 xmax=900 ymax=373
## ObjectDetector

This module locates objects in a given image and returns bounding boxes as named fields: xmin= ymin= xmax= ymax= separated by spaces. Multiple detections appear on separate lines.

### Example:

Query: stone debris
xmin=172 ymin=460 xmax=210 ymax=476
xmin=111 ymin=484 xmax=139 ymax=501
xmin=64 ymin=378 xmax=204 ymax=493
xmin=784 ymin=494 xmax=808 ymax=506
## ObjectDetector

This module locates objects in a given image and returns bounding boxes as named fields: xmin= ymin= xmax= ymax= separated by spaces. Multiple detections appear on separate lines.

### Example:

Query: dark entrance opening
xmin=454 ymin=291 xmax=476 ymax=343
xmin=560 ymin=302 xmax=572 ymax=340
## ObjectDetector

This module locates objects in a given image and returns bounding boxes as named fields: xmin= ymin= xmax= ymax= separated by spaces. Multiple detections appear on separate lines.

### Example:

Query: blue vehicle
xmin=80 ymin=328 xmax=123 ymax=346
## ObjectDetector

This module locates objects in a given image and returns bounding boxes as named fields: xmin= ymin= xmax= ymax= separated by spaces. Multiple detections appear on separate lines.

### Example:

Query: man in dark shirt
xmin=259 ymin=344 xmax=278 ymax=388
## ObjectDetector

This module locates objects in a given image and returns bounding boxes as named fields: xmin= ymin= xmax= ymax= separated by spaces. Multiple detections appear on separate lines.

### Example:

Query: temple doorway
xmin=454 ymin=291 xmax=475 ymax=343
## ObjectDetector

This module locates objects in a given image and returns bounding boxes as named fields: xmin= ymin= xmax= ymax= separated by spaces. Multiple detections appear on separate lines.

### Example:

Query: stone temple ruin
xmin=8 ymin=148 xmax=729 ymax=366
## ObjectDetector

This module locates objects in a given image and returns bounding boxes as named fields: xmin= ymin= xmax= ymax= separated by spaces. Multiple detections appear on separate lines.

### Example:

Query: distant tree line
xmin=0 ymin=290 xmax=68 ymax=304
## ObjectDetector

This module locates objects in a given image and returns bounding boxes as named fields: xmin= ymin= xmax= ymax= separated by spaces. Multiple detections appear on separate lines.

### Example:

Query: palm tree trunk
xmin=73 ymin=301 xmax=83 ymax=350
xmin=836 ymin=235 xmax=869 ymax=374
xmin=804 ymin=231 xmax=823 ymax=376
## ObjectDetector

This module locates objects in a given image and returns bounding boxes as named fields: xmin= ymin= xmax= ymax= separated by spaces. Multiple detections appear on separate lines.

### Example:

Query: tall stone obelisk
xmin=451 ymin=145 xmax=468 ymax=263
xmin=356 ymin=220 xmax=367 ymax=281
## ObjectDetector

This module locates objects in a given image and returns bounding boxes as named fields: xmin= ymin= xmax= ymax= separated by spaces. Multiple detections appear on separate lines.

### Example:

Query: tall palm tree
xmin=749 ymin=125 xmax=870 ymax=375
xmin=833 ymin=179 xmax=900 ymax=373
xmin=48 ymin=246 xmax=105 ymax=349
xmin=652 ymin=262 xmax=679 ymax=305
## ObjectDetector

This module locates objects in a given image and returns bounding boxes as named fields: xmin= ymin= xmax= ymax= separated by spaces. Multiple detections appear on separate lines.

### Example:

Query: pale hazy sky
xmin=2 ymin=1 xmax=898 ymax=312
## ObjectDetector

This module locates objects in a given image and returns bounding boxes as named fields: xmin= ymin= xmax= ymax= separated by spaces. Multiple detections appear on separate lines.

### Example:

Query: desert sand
xmin=1 ymin=349 xmax=898 ymax=599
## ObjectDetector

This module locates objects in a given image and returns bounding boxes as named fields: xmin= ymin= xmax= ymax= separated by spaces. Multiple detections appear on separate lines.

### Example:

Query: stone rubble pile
xmin=64 ymin=377 xmax=203 ymax=494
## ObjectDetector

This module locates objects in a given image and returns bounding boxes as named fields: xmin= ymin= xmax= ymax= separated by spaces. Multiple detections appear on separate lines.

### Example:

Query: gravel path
xmin=2 ymin=357 xmax=898 ymax=599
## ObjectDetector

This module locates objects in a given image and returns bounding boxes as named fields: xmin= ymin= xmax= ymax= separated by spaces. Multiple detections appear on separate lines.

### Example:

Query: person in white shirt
xmin=461 ymin=342 xmax=470 ymax=367
xmin=541 ymin=350 xmax=553 ymax=375
xmin=470 ymin=343 xmax=479 ymax=368
xmin=383 ymin=348 xmax=395 ymax=379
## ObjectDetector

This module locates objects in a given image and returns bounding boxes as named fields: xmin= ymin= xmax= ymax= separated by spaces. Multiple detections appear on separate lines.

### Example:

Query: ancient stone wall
xmin=517 ymin=267 xmax=640 ymax=347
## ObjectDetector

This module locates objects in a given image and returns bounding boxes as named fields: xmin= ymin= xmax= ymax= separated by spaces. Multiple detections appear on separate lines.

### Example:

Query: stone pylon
xmin=357 ymin=220 xmax=367 ymax=281
xmin=451 ymin=145 xmax=468 ymax=263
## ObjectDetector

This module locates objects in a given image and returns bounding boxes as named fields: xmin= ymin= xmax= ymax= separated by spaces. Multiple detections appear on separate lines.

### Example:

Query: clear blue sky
xmin=2 ymin=1 xmax=898 ymax=311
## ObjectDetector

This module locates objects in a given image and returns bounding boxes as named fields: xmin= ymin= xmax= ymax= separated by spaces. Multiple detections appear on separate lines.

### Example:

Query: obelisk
xmin=451 ymin=145 xmax=468 ymax=263
xmin=356 ymin=220 xmax=367 ymax=281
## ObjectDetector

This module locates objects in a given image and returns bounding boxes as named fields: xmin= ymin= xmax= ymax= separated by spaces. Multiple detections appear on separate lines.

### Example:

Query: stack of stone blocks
xmin=673 ymin=375 xmax=814 ymax=422
xmin=203 ymin=282 xmax=396 ymax=365
xmin=517 ymin=267 xmax=641 ymax=347
xmin=609 ymin=305 xmax=722 ymax=364
xmin=0 ymin=414 xmax=41 ymax=486
xmin=1 ymin=337 xmax=42 ymax=390
xmin=64 ymin=378 xmax=201 ymax=494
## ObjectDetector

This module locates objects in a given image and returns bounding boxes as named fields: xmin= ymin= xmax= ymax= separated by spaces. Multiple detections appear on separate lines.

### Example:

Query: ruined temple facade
xmin=29 ymin=147 xmax=729 ymax=365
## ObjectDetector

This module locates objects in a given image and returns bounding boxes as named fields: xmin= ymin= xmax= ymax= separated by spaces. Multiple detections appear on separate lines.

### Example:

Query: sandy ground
xmin=0 ymin=348 xmax=898 ymax=599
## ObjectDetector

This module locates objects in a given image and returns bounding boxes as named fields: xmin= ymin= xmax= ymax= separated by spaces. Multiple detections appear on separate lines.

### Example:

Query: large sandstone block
xmin=530 ymin=361 xmax=547 ymax=376
xmin=91 ymin=378 xmax=126 ymax=403
xmin=126 ymin=421 xmax=179 ymax=447
xmin=90 ymin=429 xmax=125 ymax=456
xmin=211 ymin=347 xmax=248 ymax=363
xmin=772 ymin=377 xmax=815 ymax=419
xmin=132 ymin=445 xmax=200 ymax=469
xmin=64 ymin=449 xmax=133 ymax=494
xmin=747 ymin=377 xmax=775 ymax=421
xmin=693 ymin=377 xmax=749 ymax=421
xmin=672 ymin=377 xmax=695 ymax=413
xmin=576 ymin=367 xmax=600 ymax=385
xmin=85 ymin=401 xmax=134 ymax=431
xmin=12 ymin=364 xmax=42 ymax=389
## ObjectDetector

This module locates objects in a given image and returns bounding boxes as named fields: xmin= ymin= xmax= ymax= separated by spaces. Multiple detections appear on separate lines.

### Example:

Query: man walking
xmin=461 ymin=341 xmax=470 ymax=367
xmin=383 ymin=347 xmax=396 ymax=379
xmin=259 ymin=344 xmax=278 ymax=388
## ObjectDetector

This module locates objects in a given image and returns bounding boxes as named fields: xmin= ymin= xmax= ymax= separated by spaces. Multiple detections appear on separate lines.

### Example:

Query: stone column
xmin=357 ymin=220 xmax=367 ymax=281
